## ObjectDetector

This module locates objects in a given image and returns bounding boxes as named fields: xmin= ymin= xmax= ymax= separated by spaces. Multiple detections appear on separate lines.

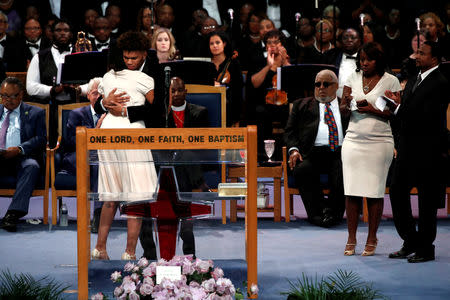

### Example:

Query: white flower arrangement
xmin=91 ymin=255 xmax=246 ymax=300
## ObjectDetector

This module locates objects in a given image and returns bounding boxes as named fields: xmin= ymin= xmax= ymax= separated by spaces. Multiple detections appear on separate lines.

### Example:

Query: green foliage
xmin=282 ymin=269 xmax=388 ymax=300
xmin=0 ymin=269 xmax=69 ymax=300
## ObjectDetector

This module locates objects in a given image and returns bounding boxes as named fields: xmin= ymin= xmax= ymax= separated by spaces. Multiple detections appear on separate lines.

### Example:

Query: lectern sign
xmin=84 ymin=128 xmax=247 ymax=150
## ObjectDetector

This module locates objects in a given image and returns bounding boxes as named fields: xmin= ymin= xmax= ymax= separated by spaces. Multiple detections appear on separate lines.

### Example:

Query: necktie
xmin=27 ymin=43 xmax=39 ymax=49
xmin=93 ymin=113 xmax=101 ymax=126
xmin=0 ymin=110 xmax=11 ymax=149
xmin=96 ymin=43 xmax=109 ymax=48
xmin=411 ymin=74 xmax=422 ymax=92
xmin=0 ymin=40 xmax=6 ymax=47
xmin=324 ymin=103 xmax=339 ymax=151
xmin=56 ymin=45 xmax=70 ymax=54
xmin=345 ymin=55 xmax=356 ymax=59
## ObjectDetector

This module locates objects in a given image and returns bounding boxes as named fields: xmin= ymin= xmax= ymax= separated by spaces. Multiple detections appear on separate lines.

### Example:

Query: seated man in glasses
xmin=284 ymin=69 xmax=349 ymax=227
xmin=0 ymin=77 xmax=47 ymax=232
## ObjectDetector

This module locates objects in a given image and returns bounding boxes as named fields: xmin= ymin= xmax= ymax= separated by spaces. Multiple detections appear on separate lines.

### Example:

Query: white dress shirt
xmin=1 ymin=104 xmax=21 ymax=149
xmin=26 ymin=45 xmax=72 ymax=101
xmin=27 ymin=38 xmax=41 ymax=58
xmin=0 ymin=35 xmax=6 ymax=59
xmin=203 ymin=0 xmax=222 ymax=25
xmin=49 ymin=0 xmax=61 ymax=18
xmin=289 ymin=98 xmax=344 ymax=154
xmin=337 ymin=53 xmax=357 ymax=99
xmin=314 ymin=98 xmax=344 ymax=146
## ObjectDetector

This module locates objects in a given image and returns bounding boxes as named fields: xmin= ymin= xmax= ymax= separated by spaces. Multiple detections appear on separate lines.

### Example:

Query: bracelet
xmin=121 ymin=106 xmax=125 ymax=117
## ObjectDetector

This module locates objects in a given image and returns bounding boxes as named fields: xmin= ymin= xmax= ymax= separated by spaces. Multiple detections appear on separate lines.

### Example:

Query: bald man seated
xmin=284 ymin=70 xmax=350 ymax=227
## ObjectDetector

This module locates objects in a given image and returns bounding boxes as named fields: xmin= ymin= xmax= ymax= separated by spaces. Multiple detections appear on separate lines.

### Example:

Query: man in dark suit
xmin=88 ymin=17 xmax=114 ymax=52
xmin=0 ymin=11 xmax=27 ymax=72
xmin=22 ymin=18 xmax=51 ymax=64
xmin=0 ymin=77 xmax=47 ymax=232
xmin=60 ymin=77 xmax=104 ymax=232
xmin=323 ymin=27 xmax=361 ymax=99
xmin=386 ymin=41 xmax=449 ymax=263
xmin=284 ymin=69 xmax=349 ymax=227
xmin=139 ymin=76 xmax=209 ymax=259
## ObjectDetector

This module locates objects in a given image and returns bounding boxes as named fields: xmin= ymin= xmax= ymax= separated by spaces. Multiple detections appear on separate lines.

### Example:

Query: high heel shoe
xmin=121 ymin=252 xmax=136 ymax=260
xmin=91 ymin=248 xmax=109 ymax=260
xmin=344 ymin=243 xmax=356 ymax=256
xmin=362 ymin=240 xmax=378 ymax=256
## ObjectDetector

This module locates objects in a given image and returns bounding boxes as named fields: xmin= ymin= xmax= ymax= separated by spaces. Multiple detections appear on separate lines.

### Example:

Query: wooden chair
xmin=282 ymin=146 xmax=369 ymax=223
xmin=49 ymin=102 xmax=90 ymax=225
xmin=0 ymin=101 xmax=50 ymax=224
xmin=5 ymin=72 xmax=27 ymax=86
xmin=185 ymin=84 xmax=228 ymax=223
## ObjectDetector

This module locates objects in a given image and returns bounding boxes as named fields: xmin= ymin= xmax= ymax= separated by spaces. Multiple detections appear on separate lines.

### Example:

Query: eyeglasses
xmin=25 ymin=26 xmax=41 ymax=31
xmin=314 ymin=81 xmax=335 ymax=88
xmin=0 ymin=93 xmax=20 ymax=100
xmin=202 ymin=25 xmax=216 ymax=30
xmin=266 ymin=39 xmax=280 ymax=45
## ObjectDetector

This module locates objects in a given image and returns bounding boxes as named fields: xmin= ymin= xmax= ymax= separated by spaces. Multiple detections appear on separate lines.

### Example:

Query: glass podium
xmin=76 ymin=127 xmax=258 ymax=299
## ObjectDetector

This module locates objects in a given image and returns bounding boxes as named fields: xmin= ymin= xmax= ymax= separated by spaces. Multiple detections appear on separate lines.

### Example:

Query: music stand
xmin=439 ymin=61 xmax=450 ymax=81
xmin=280 ymin=64 xmax=338 ymax=101
xmin=60 ymin=51 xmax=108 ymax=84
xmin=159 ymin=60 xmax=216 ymax=86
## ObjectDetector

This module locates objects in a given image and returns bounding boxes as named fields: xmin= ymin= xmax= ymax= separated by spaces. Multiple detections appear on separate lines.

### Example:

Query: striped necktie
xmin=324 ymin=103 xmax=338 ymax=151
xmin=0 ymin=110 xmax=11 ymax=149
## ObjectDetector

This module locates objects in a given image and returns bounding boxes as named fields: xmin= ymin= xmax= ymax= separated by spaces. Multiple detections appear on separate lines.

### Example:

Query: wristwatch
xmin=18 ymin=146 xmax=24 ymax=155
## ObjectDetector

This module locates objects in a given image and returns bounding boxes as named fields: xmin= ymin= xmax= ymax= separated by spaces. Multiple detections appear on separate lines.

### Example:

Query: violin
xmin=265 ymin=73 xmax=288 ymax=106
xmin=216 ymin=51 xmax=238 ymax=85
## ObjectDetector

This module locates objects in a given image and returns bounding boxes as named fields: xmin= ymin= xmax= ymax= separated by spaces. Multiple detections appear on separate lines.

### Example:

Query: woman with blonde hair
xmin=151 ymin=27 xmax=177 ymax=63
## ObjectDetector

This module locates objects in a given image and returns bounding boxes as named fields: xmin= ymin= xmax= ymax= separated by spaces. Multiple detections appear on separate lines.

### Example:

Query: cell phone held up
xmin=356 ymin=99 xmax=368 ymax=107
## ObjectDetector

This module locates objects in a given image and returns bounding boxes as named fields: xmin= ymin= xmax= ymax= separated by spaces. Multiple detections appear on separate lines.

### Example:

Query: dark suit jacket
xmin=3 ymin=36 xmax=28 ymax=71
xmin=0 ymin=102 xmax=47 ymax=166
xmin=60 ymin=105 xmax=94 ymax=174
xmin=394 ymin=67 xmax=449 ymax=207
xmin=284 ymin=97 xmax=350 ymax=159
xmin=167 ymin=102 xmax=209 ymax=129
xmin=23 ymin=37 xmax=52 ymax=62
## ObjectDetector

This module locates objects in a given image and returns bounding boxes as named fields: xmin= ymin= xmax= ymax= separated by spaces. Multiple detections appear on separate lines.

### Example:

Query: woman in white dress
xmin=341 ymin=42 xmax=402 ymax=256
xmin=92 ymin=32 xmax=158 ymax=260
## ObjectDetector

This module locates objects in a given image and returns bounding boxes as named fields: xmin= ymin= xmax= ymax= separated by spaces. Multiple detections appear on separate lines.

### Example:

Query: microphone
xmin=295 ymin=12 xmax=301 ymax=22
xmin=359 ymin=13 xmax=365 ymax=27
xmin=415 ymin=18 xmax=421 ymax=31
xmin=228 ymin=8 xmax=234 ymax=21
xmin=164 ymin=66 xmax=171 ymax=89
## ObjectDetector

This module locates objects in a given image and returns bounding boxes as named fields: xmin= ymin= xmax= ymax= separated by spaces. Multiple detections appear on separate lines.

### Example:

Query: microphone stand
xmin=332 ymin=0 xmax=337 ymax=48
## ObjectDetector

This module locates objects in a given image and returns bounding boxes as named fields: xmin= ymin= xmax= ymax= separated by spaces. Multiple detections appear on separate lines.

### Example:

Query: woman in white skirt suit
xmin=341 ymin=42 xmax=402 ymax=256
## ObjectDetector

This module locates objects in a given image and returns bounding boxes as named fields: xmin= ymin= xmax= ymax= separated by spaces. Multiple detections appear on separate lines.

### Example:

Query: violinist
xmin=208 ymin=31 xmax=243 ymax=126
xmin=246 ymin=29 xmax=290 ymax=158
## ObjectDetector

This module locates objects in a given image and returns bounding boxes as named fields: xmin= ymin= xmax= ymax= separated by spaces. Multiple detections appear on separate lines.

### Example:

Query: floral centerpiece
xmin=91 ymin=255 xmax=247 ymax=300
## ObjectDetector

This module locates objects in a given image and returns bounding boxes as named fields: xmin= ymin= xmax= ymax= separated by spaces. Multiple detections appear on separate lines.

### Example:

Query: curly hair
xmin=419 ymin=12 xmax=445 ymax=39
xmin=151 ymin=27 xmax=177 ymax=60
xmin=117 ymin=31 xmax=149 ymax=52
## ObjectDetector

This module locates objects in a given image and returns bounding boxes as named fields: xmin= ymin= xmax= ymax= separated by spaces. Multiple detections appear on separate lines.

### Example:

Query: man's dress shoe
xmin=407 ymin=253 xmax=435 ymax=263
xmin=388 ymin=247 xmax=416 ymax=259
xmin=0 ymin=212 xmax=21 ymax=232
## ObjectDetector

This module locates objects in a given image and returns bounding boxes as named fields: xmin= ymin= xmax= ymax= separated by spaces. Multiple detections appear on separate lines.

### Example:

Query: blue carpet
xmin=1 ymin=218 xmax=450 ymax=299
xmin=1 ymin=193 xmax=450 ymax=299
